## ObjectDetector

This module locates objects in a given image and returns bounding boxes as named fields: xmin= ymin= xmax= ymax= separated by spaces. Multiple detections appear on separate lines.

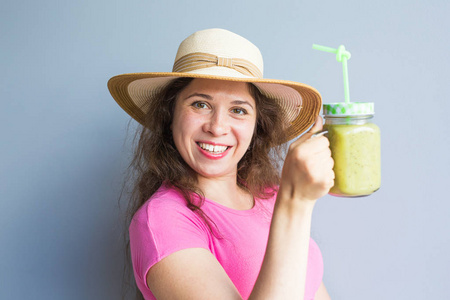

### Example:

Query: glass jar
xmin=323 ymin=103 xmax=381 ymax=197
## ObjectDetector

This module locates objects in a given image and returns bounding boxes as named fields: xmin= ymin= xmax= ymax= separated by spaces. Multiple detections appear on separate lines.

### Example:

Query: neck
xmin=196 ymin=174 xmax=254 ymax=210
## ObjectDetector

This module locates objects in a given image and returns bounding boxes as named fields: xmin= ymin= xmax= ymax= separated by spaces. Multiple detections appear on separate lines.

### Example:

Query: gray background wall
xmin=1 ymin=0 xmax=449 ymax=299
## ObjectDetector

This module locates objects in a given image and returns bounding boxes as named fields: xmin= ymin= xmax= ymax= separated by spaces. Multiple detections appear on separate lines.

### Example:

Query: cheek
xmin=171 ymin=108 xmax=187 ymax=149
xmin=235 ymin=120 xmax=257 ymax=146
xmin=172 ymin=110 xmax=201 ymax=145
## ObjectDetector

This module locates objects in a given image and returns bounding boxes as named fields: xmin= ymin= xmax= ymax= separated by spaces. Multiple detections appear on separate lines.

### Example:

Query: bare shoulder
xmin=147 ymin=248 xmax=242 ymax=300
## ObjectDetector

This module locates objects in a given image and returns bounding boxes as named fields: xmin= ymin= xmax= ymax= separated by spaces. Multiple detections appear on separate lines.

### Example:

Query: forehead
xmin=178 ymin=78 xmax=255 ymax=103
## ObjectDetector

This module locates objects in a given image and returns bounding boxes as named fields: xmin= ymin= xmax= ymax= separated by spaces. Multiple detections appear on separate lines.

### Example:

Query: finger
xmin=308 ymin=115 xmax=323 ymax=135
xmin=301 ymin=135 xmax=330 ymax=155
xmin=302 ymin=115 xmax=324 ymax=141
xmin=291 ymin=115 xmax=324 ymax=146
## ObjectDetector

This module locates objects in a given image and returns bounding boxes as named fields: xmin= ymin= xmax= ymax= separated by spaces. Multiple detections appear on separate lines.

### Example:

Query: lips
xmin=197 ymin=142 xmax=229 ymax=154
xmin=196 ymin=141 xmax=232 ymax=159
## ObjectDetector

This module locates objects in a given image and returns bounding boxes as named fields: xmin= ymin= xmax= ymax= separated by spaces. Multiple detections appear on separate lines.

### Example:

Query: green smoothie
xmin=324 ymin=122 xmax=381 ymax=197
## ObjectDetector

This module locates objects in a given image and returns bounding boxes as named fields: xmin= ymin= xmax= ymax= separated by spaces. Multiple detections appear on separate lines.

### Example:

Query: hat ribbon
xmin=172 ymin=52 xmax=263 ymax=78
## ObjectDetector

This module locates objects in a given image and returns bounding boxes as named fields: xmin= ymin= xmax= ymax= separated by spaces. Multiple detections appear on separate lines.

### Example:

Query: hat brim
xmin=107 ymin=72 xmax=322 ymax=143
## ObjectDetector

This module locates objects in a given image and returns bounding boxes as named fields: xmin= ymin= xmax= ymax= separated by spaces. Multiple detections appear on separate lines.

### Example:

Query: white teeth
xmin=199 ymin=143 xmax=228 ymax=154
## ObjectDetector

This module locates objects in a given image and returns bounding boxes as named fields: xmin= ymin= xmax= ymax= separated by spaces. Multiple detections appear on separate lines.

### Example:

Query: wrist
xmin=275 ymin=193 xmax=315 ymax=218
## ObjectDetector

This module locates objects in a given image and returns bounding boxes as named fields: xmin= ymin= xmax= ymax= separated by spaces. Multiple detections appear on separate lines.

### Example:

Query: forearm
xmin=249 ymin=192 xmax=315 ymax=300
xmin=249 ymin=116 xmax=332 ymax=300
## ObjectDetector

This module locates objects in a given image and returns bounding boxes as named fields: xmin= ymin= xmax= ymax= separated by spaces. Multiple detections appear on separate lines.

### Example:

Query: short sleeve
xmin=305 ymin=237 xmax=324 ymax=299
xmin=129 ymin=196 xmax=211 ymax=295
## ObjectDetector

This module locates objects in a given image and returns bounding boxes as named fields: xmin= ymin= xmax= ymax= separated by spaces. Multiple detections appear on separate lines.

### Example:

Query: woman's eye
xmin=192 ymin=101 xmax=208 ymax=109
xmin=231 ymin=108 xmax=247 ymax=115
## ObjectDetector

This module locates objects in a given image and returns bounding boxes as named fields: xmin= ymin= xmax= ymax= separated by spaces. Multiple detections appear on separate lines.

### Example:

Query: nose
xmin=202 ymin=109 xmax=230 ymax=136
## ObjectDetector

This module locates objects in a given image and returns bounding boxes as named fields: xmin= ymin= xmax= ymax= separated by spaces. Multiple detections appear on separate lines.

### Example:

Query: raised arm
xmin=249 ymin=116 xmax=334 ymax=299
xmin=147 ymin=116 xmax=334 ymax=300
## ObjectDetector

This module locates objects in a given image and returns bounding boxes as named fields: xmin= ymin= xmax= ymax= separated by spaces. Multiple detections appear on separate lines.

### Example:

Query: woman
xmin=108 ymin=28 xmax=334 ymax=300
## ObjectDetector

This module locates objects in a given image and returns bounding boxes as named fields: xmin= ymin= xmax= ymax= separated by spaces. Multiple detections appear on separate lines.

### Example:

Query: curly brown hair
xmin=121 ymin=77 xmax=287 ymax=299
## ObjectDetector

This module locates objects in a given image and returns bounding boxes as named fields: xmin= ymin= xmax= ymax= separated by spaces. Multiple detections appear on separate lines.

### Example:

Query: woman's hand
xmin=250 ymin=116 xmax=334 ymax=299
xmin=280 ymin=115 xmax=335 ymax=203
xmin=146 ymin=115 xmax=334 ymax=300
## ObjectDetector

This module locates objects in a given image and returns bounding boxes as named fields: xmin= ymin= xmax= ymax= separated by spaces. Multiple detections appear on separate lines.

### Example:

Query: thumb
xmin=292 ymin=115 xmax=324 ymax=145
xmin=308 ymin=115 xmax=324 ymax=135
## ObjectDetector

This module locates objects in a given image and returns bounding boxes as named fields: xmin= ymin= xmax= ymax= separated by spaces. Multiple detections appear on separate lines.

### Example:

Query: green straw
xmin=313 ymin=44 xmax=352 ymax=104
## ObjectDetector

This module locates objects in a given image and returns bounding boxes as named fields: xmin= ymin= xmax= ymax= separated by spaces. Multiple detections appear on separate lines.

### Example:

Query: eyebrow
xmin=184 ymin=93 xmax=254 ymax=110
xmin=231 ymin=100 xmax=254 ymax=110
xmin=185 ymin=93 xmax=213 ymax=101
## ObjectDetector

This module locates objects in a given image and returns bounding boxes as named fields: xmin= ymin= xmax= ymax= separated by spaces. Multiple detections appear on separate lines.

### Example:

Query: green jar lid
xmin=323 ymin=102 xmax=374 ymax=116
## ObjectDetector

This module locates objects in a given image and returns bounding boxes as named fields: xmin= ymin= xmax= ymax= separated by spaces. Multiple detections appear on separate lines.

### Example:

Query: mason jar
xmin=323 ymin=102 xmax=381 ymax=197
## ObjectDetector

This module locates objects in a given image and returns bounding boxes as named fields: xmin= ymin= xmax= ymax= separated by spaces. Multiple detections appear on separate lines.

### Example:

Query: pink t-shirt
xmin=129 ymin=183 xmax=323 ymax=299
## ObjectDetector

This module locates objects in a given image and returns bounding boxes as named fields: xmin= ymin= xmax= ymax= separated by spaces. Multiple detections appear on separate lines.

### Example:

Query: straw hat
xmin=107 ymin=28 xmax=322 ymax=142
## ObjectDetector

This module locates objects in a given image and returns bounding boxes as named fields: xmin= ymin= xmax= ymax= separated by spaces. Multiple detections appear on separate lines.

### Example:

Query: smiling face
xmin=171 ymin=78 xmax=257 ymax=181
